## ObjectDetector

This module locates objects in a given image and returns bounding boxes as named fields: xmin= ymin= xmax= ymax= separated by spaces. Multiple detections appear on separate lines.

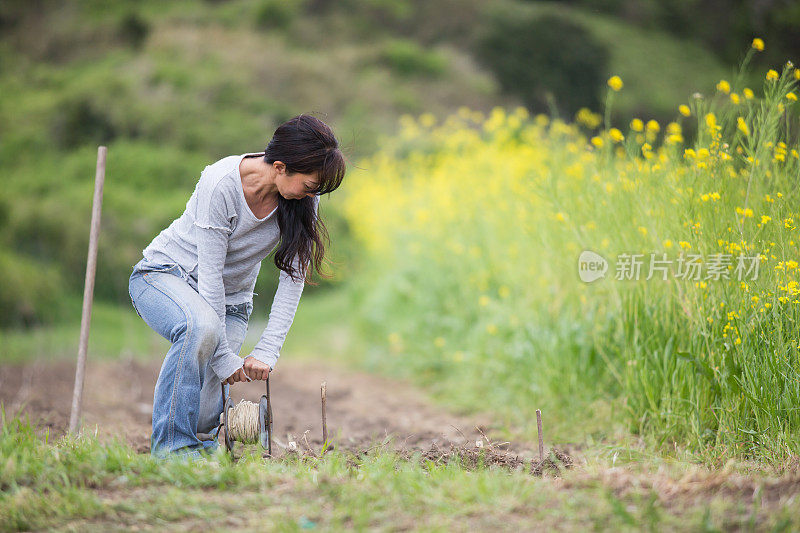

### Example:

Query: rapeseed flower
xmin=607 ymin=75 xmax=623 ymax=91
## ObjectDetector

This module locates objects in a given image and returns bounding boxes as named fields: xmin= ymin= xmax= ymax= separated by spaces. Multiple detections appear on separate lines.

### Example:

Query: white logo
xmin=579 ymin=250 xmax=608 ymax=283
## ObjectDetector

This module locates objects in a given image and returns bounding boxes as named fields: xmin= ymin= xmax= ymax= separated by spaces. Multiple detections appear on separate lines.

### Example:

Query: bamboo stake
xmin=536 ymin=409 xmax=544 ymax=461
xmin=68 ymin=146 xmax=107 ymax=434
xmin=321 ymin=381 xmax=328 ymax=450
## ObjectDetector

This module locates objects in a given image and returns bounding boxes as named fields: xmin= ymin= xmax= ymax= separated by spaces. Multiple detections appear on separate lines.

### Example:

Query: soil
xmin=0 ymin=356 xmax=554 ymax=470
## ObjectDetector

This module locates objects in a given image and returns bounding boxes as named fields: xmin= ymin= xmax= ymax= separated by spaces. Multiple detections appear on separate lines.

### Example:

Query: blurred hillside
xmin=0 ymin=0 xmax=795 ymax=328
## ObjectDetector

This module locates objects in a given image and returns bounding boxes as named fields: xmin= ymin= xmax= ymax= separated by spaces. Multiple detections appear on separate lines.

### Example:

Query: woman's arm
xmin=194 ymin=178 xmax=247 ymax=382
xmin=248 ymin=195 xmax=319 ymax=370
xmin=247 ymin=252 xmax=307 ymax=371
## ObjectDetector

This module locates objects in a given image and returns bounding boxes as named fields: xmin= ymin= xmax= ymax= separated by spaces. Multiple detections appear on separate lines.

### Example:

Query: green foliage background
xmin=0 ymin=0 xmax=792 ymax=328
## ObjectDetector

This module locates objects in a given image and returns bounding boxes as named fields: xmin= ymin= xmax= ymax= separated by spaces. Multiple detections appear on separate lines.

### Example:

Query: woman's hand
xmin=223 ymin=367 xmax=248 ymax=385
xmin=243 ymin=355 xmax=272 ymax=381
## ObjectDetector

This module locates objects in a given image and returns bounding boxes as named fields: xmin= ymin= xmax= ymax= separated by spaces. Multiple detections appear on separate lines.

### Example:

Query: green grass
xmin=2 ymin=415 xmax=799 ymax=531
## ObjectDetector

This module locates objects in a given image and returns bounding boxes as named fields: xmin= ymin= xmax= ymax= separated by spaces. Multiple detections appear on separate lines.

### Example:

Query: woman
xmin=128 ymin=114 xmax=346 ymax=459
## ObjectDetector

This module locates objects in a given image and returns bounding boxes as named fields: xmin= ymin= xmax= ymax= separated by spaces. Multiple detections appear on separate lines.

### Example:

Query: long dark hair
xmin=258 ymin=114 xmax=346 ymax=284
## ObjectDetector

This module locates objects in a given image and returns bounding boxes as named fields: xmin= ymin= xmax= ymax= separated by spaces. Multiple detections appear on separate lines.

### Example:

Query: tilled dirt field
xmin=0 ymin=356 xmax=542 ymax=462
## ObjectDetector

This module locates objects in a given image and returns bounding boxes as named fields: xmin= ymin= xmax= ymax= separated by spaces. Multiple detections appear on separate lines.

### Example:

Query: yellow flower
xmin=666 ymin=122 xmax=681 ymax=135
xmin=730 ymin=92 xmax=740 ymax=104
xmin=678 ymin=104 xmax=691 ymax=117
xmin=576 ymin=107 xmax=602 ymax=129
xmin=555 ymin=212 xmax=566 ymax=222
xmin=795 ymin=69 xmax=800 ymax=81
xmin=609 ymin=128 xmax=624 ymax=142
xmin=737 ymin=116 xmax=750 ymax=136
xmin=479 ymin=295 xmax=490 ymax=307
xmin=751 ymin=38 xmax=765 ymax=51
xmin=638 ymin=226 xmax=647 ymax=236
xmin=630 ymin=118 xmax=644 ymax=131
xmin=766 ymin=69 xmax=779 ymax=82
xmin=683 ymin=148 xmax=696 ymax=159
xmin=607 ymin=75 xmax=623 ymax=91
xmin=486 ymin=323 xmax=498 ymax=335
xmin=645 ymin=119 xmax=660 ymax=132
xmin=743 ymin=88 xmax=754 ymax=99
xmin=787 ymin=92 xmax=798 ymax=102
xmin=696 ymin=148 xmax=710 ymax=159
xmin=667 ymin=134 xmax=684 ymax=144
xmin=716 ymin=79 xmax=731 ymax=93
xmin=434 ymin=336 xmax=446 ymax=348
xmin=663 ymin=239 xmax=673 ymax=249
xmin=705 ymin=113 xmax=718 ymax=131
xmin=591 ymin=136 xmax=604 ymax=148
xmin=679 ymin=241 xmax=691 ymax=249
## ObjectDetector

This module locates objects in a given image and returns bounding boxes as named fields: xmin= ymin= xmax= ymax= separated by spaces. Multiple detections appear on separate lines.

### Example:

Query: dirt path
xmin=0 ymin=356 xmax=537 ymax=459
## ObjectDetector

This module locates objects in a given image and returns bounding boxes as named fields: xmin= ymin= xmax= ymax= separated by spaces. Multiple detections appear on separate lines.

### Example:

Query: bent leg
xmin=129 ymin=269 xmax=225 ymax=457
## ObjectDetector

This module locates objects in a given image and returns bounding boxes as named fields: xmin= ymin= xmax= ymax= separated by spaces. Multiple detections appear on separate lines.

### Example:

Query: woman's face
xmin=273 ymin=162 xmax=320 ymax=200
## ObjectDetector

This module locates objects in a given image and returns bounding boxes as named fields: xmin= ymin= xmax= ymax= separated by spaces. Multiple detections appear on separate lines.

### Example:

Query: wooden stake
xmin=69 ymin=146 xmax=107 ymax=434
xmin=536 ymin=409 xmax=544 ymax=461
xmin=321 ymin=381 xmax=328 ymax=450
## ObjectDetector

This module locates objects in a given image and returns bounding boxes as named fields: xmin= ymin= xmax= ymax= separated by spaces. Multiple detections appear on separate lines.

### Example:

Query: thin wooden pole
xmin=536 ymin=409 xmax=544 ymax=461
xmin=321 ymin=381 xmax=328 ymax=450
xmin=68 ymin=146 xmax=107 ymax=434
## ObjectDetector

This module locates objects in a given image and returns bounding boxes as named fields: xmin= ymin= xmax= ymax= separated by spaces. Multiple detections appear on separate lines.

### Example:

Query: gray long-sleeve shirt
xmin=142 ymin=152 xmax=319 ymax=380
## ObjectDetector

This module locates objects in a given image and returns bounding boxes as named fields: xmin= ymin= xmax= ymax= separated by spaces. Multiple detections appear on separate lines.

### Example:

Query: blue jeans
xmin=128 ymin=257 xmax=253 ymax=459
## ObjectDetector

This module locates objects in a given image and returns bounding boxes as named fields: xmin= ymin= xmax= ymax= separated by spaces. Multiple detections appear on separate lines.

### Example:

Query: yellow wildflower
xmin=743 ymin=88 xmax=754 ymax=99
xmin=766 ymin=69 xmax=779 ymax=82
xmin=730 ymin=92 xmax=740 ymax=104
xmin=679 ymin=104 xmax=691 ymax=117
xmin=761 ymin=215 xmax=771 ymax=224
xmin=705 ymin=112 xmax=719 ymax=131
xmin=787 ymin=92 xmax=798 ymax=102
xmin=591 ymin=136 xmax=603 ymax=148
xmin=576 ymin=107 xmax=602 ymax=129
xmin=663 ymin=239 xmax=673 ymax=248
xmin=679 ymin=241 xmax=691 ymax=249
xmin=737 ymin=117 xmax=750 ymax=136
xmin=630 ymin=118 xmax=644 ymax=131
xmin=609 ymin=128 xmax=624 ymax=143
xmin=752 ymin=38 xmax=765 ymax=51
xmin=716 ymin=79 xmax=731 ymax=93
xmin=645 ymin=119 xmax=660 ymax=132
xmin=607 ymin=75 xmax=623 ymax=91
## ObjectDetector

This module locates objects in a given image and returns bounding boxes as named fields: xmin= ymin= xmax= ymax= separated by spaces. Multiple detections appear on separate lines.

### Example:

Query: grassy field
xmin=3 ymin=414 xmax=800 ymax=531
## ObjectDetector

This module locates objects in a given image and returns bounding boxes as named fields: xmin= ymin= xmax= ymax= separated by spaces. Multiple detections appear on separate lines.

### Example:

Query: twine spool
xmin=219 ymin=399 xmax=261 ymax=444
